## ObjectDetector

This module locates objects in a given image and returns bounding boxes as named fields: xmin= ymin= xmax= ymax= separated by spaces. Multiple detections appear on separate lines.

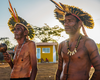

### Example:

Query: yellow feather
xmin=50 ymin=0 xmax=64 ymax=11
xmin=8 ymin=8 xmax=14 ymax=17
xmin=14 ymin=8 xmax=20 ymax=22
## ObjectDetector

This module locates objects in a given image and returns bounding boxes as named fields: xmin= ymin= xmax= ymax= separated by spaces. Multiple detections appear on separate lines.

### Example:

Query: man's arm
xmin=7 ymin=46 xmax=17 ymax=69
xmin=29 ymin=41 xmax=37 ymax=80
xmin=85 ymin=39 xmax=100 ymax=80
xmin=56 ymin=43 xmax=63 ymax=80
xmin=3 ymin=52 xmax=13 ymax=69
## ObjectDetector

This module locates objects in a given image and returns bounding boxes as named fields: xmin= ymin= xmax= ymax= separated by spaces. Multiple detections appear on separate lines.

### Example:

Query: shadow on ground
xmin=0 ymin=63 xmax=94 ymax=80
xmin=0 ymin=63 xmax=58 ymax=80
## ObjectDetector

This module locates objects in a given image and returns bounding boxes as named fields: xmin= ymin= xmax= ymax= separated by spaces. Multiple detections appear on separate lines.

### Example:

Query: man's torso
xmin=11 ymin=40 xmax=32 ymax=78
xmin=60 ymin=37 xmax=91 ymax=80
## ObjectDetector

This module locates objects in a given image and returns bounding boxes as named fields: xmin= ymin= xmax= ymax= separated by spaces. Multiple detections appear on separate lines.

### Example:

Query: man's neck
xmin=17 ymin=38 xmax=26 ymax=46
xmin=69 ymin=32 xmax=81 ymax=42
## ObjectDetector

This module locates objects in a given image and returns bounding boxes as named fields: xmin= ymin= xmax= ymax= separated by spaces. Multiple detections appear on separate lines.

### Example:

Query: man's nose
xmin=14 ymin=30 xmax=16 ymax=33
xmin=14 ymin=29 xmax=17 ymax=33
xmin=64 ymin=22 xmax=68 ymax=26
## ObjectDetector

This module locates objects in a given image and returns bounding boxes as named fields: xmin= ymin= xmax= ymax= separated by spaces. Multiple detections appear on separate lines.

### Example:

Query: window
xmin=36 ymin=48 xmax=41 ymax=59
xmin=42 ymin=48 xmax=50 ymax=53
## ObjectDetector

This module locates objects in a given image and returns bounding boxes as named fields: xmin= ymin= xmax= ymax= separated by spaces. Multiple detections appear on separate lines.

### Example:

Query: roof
xmin=36 ymin=43 xmax=58 ymax=46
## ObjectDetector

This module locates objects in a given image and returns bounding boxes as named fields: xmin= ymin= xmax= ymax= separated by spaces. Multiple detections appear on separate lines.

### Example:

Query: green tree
xmin=33 ymin=23 xmax=65 ymax=42
xmin=0 ymin=37 xmax=13 ymax=49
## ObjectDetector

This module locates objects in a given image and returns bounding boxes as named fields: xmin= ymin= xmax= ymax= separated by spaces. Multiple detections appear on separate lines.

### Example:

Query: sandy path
xmin=0 ymin=63 xmax=94 ymax=80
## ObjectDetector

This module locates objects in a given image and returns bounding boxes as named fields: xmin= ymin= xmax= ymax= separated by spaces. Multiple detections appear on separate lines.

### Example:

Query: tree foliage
xmin=33 ymin=23 xmax=64 ymax=42
xmin=0 ymin=37 xmax=13 ymax=49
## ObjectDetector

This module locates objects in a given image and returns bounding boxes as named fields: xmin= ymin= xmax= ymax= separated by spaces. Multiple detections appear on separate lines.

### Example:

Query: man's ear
xmin=24 ymin=30 xmax=28 ymax=36
xmin=78 ymin=21 xmax=82 ymax=28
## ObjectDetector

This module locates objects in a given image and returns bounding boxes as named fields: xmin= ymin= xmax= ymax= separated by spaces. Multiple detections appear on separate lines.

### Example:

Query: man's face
xmin=64 ymin=15 xmax=79 ymax=35
xmin=14 ymin=24 xmax=25 ymax=40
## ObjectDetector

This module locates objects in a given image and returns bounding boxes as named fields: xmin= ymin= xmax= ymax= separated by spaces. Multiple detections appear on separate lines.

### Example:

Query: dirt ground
xmin=0 ymin=63 xmax=94 ymax=80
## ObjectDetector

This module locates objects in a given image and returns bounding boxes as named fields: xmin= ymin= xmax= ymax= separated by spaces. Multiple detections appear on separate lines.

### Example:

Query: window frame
xmin=42 ymin=48 xmax=50 ymax=53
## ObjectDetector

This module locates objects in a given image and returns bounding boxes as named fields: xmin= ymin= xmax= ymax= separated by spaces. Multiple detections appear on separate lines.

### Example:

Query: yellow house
xmin=36 ymin=43 xmax=58 ymax=63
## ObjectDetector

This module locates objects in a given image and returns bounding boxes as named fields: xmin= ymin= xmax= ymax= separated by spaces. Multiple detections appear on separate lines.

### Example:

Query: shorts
xmin=10 ymin=77 xmax=30 ymax=80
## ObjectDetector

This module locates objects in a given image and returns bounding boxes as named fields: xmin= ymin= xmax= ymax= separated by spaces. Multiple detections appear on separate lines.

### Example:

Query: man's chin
xmin=66 ymin=32 xmax=76 ymax=35
xmin=65 ymin=31 xmax=70 ymax=34
xmin=14 ymin=37 xmax=20 ymax=40
xmin=65 ymin=31 xmax=75 ymax=35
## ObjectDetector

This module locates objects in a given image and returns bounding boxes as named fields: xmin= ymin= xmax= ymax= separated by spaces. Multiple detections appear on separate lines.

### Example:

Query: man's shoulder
xmin=25 ymin=40 xmax=36 ymax=48
xmin=14 ymin=45 xmax=18 ymax=51
xmin=83 ymin=36 xmax=95 ymax=44
xmin=82 ymin=36 xmax=97 ymax=49
xmin=27 ymin=40 xmax=35 ymax=44
xmin=58 ymin=39 xmax=68 ymax=47
xmin=59 ymin=39 xmax=68 ymax=45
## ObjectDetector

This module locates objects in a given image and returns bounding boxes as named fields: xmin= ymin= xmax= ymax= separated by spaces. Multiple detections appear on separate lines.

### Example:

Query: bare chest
xmin=61 ymin=42 xmax=88 ymax=62
xmin=13 ymin=46 xmax=30 ymax=64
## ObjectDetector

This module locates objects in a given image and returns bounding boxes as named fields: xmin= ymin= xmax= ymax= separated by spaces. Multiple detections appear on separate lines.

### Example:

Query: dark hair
xmin=65 ymin=13 xmax=80 ymax=23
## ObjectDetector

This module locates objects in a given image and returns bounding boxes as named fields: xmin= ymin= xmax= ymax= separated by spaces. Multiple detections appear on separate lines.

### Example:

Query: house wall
xmin=37 ymin=45 xmax=53 ymax=62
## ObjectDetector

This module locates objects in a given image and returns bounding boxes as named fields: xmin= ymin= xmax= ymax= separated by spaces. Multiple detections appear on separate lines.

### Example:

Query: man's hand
xmin=3 ymin=52 xmax=12 ymax=63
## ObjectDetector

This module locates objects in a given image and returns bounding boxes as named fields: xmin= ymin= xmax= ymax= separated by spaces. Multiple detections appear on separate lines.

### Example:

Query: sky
xmin=0 ymin=0 xmax=100 ymax=45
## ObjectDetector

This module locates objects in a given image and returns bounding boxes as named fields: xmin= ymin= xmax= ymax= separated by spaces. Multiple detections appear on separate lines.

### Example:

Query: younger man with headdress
xmin=50 ymin=0 xmax=100 ymax=80
xmin=3 ymin=0 xmax=37 ymax=80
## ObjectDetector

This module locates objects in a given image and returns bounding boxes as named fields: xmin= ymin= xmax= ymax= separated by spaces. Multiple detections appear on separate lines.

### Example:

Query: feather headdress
xmin=50 ymin=0 xmax=94 ymax=36
xmin=8 ymin=0 xmax=35 ymax=40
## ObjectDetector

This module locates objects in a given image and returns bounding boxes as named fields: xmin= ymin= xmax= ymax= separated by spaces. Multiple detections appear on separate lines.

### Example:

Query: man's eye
xmin=17 ymin=28 xmax=21 ymax=31
xmin=13 ymin=28 xmax=16 ymax=31
xmin=69 ymin=20 xmax=73 ymax=22
xmin=68 ymin=20 xmax=71 ymax=22
xmin=17 ymin=28 xmax=20 ymax=30
xmin=14 ymin=28 xmax=21 ymax=31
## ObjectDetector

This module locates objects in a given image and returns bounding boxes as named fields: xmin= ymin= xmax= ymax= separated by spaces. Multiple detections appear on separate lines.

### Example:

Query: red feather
xmin=8 ymin=0 xmax=18 ymax=22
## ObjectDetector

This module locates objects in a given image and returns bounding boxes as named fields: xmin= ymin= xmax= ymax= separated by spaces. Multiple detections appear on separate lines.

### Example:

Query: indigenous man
xmin=3 ymin=0 xmax=37 ymax=80
xmin=50 ymin=0 xmax=100 ymax=80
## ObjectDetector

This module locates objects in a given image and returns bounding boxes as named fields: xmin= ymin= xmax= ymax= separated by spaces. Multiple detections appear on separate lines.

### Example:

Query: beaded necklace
xmin=14 ymin=40 xmax=26 ymax=60
xmin=67 ymin=34 xmax=82 ymax=56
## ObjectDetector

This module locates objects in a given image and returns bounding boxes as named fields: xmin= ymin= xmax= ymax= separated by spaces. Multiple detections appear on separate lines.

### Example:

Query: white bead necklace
xmin=14 ymin=40 xmax=26 ymax=60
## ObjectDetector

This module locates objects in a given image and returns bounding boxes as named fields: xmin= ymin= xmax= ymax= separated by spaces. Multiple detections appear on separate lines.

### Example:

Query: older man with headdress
xmin=3 ymin=0 xmax=37 ymax=80
xmin=50 ymin=0 xmax=100 ymax=80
